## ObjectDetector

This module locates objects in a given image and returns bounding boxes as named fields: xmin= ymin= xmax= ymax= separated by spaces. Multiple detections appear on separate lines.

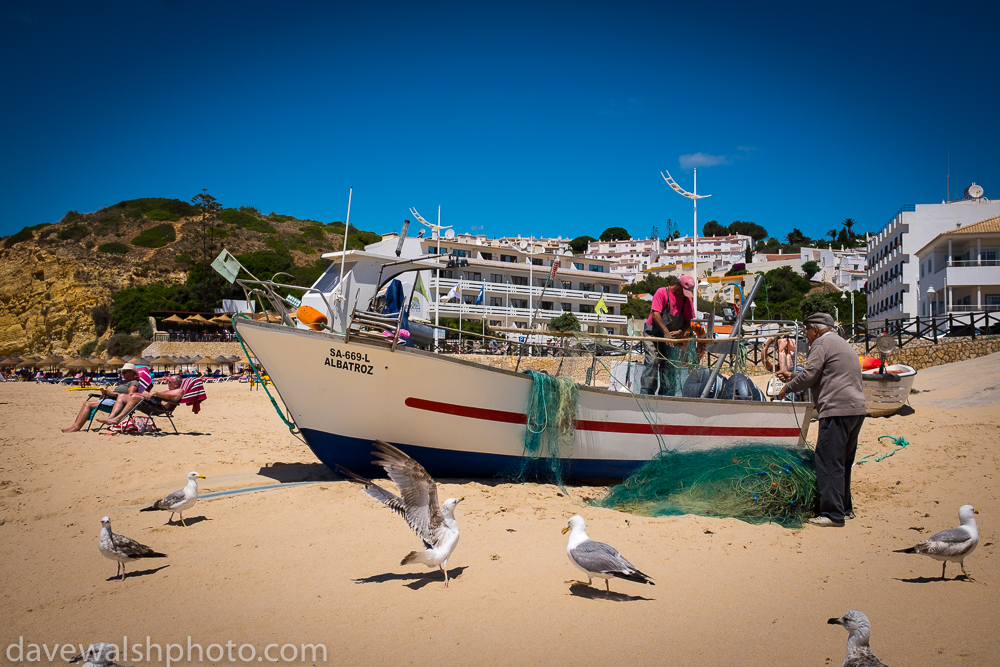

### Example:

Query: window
xmin=490 ymin=297 xmax=504 ymax=307
xmin=462 ymin=295 xmax=477 ymax=304
xmin=605 ymin=306 xmax=615 ymax=315
xmin=573 ymin=263 xmax=584 ymax=270
xmin=490 ymin=273 xmax=504 ymax=283
xmin=602 ymin=284 xmax=612 ymax=293
xmin=440 ymin=270 xmax=453 ymax=279
xmin=579 ymin=304 xmax=595 ymax=314
xmin=588 ymin=264 xmax=603 ymax=272
xmin=510 ymin=299 xmax=528 ymax=309
xmin=561 ymin=303 xmax=572 ymax=311
xmin=438 ymin=247 xmax=448 ymax=254
xmin=453 ymin=249 xmax=468 ymax=257
xmin=579 ymin=282 xmax=595 ymax=292
xmin=489 ymin=320 xmax=502 ymax=326
xmin=541 ymin=301 xmax=554 ymax=311
xmin=462 ymin=271 xmax=481 ymax=281
xmin=531 ymin=258 xmax=542 ymax=266
xmin=510 ymin=276 xmax=527 ymax=286
xmin=480 ymin=252 xmax=492 ymax=261
xmin=427 ymin=246 xmax=438 ymax=254
xmin=561 ymin=281 xmax=572 ymax=290
xmin=500 ymin=254 xmax=516 ymax=263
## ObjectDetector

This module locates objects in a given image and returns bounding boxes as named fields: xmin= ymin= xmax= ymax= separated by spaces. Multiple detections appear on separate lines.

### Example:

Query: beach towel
xmin=179 ymin=377 xmax=207 ymax=414
xmin=136 ymin=366 xmax=153 ymax=392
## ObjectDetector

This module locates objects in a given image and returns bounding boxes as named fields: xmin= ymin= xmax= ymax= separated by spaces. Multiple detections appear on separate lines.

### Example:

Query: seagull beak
xmin=827 ymin=618 xmax=842 ymax=625
xmin=198 ymin=475 xmax=206 ymax=479
xmin=974 ymin=509 xmax=979 ymax=514
xmin=561 ymin=526 xmax=570 ymax=534
xmin=458 ymin=497 xmax=465 ymax=502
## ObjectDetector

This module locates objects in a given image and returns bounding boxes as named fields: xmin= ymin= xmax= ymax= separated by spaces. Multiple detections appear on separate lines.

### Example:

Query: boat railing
xmin=235 ymin=278 xmax=337 ymax=330
xmin=345 ymin=305 xmax=406 ymax=351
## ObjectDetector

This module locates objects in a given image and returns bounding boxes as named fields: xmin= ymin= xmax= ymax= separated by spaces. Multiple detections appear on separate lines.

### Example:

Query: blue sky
xmin=2 ymin=1 xmax=997 ymax=244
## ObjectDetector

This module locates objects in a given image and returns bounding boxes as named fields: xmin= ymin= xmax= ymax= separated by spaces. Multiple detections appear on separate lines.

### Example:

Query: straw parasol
xmin=162 ymin=314 xmax=187 ymax=324
xmin=210 ymin=315 xmax=232 ymax=326
xmin=66 ymin=357 xmax=93 ymax=369
xmin=213 ymin=355 xmax=232 ymax=364
xmin=105 ymin=357 xmax=128 ymax=367
xmin=87 ymin=356 xmax=106 ymax=368
xmin=192 ymin=356 xmax=217 ymax=366
xmin=38 ymin=355 xmax=63 ymax=369
xmin=5 ymin=355 xmax=23 ymax=366
xmin=150 ymin=356 xmax=177 ymax=370
xmin=186 ymin=314 xmax=213 ymax=325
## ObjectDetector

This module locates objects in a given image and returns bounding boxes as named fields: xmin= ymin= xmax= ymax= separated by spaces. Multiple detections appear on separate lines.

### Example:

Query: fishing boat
xmin=233 ymin=250 xmax=815 ymax=480
xmin=862 ymin=364 xmax=917 ymax=417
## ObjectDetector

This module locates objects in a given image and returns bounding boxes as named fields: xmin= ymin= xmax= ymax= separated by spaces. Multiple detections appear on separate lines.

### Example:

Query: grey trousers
xmin=640 ymin=335 xmax=680 ymax=395
xmin=814 ymin=414 xmax=866 ymax=522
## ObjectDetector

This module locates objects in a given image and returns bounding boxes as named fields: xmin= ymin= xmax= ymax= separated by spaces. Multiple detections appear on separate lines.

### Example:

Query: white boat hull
xmin=863 ymin=364 xmax=917 ymax=417
xmin=235 ymin=319 xmax=815 ymax=480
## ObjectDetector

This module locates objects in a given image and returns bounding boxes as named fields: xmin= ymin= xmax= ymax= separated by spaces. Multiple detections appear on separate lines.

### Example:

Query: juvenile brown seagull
xmin=98 ymin=516 xmax=167 ymax=581
xmin=140 ymin=471 xmax=205 ymax=526
xmin=68 ymin=642 xmax=133 ymax=666
xmin=894 ymin=504 xmax=979 ymax=580
xmin=562 ymin=514 xmax=654 ymax=592
xmin=827 ymin=610 xmax=887 ymax=667
xmin=337 ymin=440 xmax=463 ymax=588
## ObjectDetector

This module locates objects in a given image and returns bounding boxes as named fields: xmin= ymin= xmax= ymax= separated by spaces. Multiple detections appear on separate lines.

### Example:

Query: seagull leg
xmin=120 ymin=563 xmax=127 ymax=582
xmin=941 ymin=562 xmax=947 ymax=580
xmin=605 ymin=580 xmax=610 ymax=593
xmin=961 ymin=564 xmax=975 ymax=582
xmin=442 ymin=565 xmax=449 ymax=588
xmin=180 ymin=512 xmax=186 ymax=528
xmin=168 ymin=512 xmax=175 ymax=525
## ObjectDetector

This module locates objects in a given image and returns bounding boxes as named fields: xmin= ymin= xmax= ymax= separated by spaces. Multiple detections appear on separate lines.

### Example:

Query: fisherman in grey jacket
xmin=776 ymin=312 xmax=866 ymax=527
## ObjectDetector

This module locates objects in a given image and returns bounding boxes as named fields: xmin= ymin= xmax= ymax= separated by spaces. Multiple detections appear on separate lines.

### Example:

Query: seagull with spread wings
xmin=337 ymin=440 xmax=463 ymax=587
xmin=894 ymin=504 xmax=980 ymax=580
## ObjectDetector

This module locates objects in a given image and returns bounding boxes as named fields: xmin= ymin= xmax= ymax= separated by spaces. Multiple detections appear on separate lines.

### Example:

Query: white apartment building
xmin=586 ymin=237 xmax=665 ymax=283
xmin=366 ymin=233 xmax=627 ymax=335
xmin=916 ymin=215 xmax=1000 ymax=317
xmin=661 ymin=234 xmax=753 ymax=275
xmin=799 ymin=246 xmax=868 ymax=291
xmin=867 ymin=192 xmax=1000 ymax=325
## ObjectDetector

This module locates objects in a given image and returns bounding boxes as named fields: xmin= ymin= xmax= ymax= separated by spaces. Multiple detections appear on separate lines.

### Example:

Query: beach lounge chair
xmin=84 ymin=366 xmax=154 ymax=432
xmin=102 ymin=377 xmax=206 ymax=436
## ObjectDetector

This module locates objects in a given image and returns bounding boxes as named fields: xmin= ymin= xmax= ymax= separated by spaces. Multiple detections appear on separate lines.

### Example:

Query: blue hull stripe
xmin=300 ymin=429 xmax=643 ymax=481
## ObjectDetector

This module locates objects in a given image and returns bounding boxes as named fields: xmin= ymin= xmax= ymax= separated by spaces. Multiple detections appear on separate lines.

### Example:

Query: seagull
xmin=827 ymin=610 xmax=887 ymax=667
xmin=68 ymin=642 xmax=133 ymax=666
xmin=98 ymin=516 xmax=167 ymax=581
xmin=562 ymin=515 xmax=654 ymax=592
xmin=336 ymin=440 xmax=463 ymax=588
xmin=894 ymin=504 xmax=980 ymax=580
xmin=140 ymin=471 xmax=205 ymax=526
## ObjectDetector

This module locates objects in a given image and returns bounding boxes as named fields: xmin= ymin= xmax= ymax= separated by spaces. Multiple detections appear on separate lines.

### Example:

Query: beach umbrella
xmin=16 ymin=357 xmax=39 ymax=369
xmin=88 ymin=357 xmax=106 ymax=367
xmin=162 ymin=314 xmax=187 ymax=324
xmin=213 ymin=355 xmax=231 ymax=363
xmin=150 ymin=356 xmax=177 ymax=371
xmin=105 ymin=357 xmax=128 ymax=367
xmin=186 ymin=314 xmax=212 ymax=324
xmin=66 ymin=357 xmax=93 ymax=369
xmin=38 ymin=355 xmax=63 ymax=370
xmin=209 ymin=315 xmax=231 ymax=326
xmin=6 ymin=356 xmax=23 ymax=365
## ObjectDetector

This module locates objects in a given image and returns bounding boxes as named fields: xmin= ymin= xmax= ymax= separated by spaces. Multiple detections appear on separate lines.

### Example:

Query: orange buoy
xmin=859 ymin=356 xmax=880 ymax=371
xmin=295 ymin=305 xmax=328 ymax=331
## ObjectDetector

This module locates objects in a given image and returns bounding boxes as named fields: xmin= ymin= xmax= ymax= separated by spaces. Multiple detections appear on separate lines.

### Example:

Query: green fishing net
xmin=593 ymin=446 xmax=818 ymax=528
xmin=512 ymin=370 xmax=579 ymax=484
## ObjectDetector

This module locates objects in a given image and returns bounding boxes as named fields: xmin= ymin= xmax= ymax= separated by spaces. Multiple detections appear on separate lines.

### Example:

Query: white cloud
xmin=678 ymin=153 xmax=731 ymax=169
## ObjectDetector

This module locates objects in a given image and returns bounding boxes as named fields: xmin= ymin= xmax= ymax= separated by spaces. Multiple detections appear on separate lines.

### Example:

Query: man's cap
xmin=679 ymin=274 xmax=695 ymax=299
xmin=121 ymin=362 xmax=137 ymax=371
xmin=803 ymin=312 xmax=835 ymax=328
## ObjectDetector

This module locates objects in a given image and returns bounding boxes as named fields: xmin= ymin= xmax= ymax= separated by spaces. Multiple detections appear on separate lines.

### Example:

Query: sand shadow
xmin=257 ymin=463 xmax=338 ymax=484
xmin=164 ymin=515 xmax=210 ymax=527
xmin=353 ymin=566 xmax=469 ymax=590
xmin=894 ymin=574 xmax=974 ymax=584
xmin=567 ymin=582 xmax=653 ymax=602
xmin=107 ymin=564 xmax=169 ymax=582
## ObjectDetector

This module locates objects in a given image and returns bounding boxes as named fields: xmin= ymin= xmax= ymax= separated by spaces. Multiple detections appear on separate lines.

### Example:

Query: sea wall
xmin=850 ymin=335 xmax=1000 ymax=371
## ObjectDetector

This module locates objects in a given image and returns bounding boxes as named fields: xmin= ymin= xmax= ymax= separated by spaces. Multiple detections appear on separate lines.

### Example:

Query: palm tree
xmin=842 ymin=218 xmax=857 ymax=236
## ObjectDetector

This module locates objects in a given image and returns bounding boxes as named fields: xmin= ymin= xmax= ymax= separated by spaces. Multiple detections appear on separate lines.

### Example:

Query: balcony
xmin=432 ymin=278 xmax=626 ymax=304
xmin=432 ymin=302 xmax=626 ymax=324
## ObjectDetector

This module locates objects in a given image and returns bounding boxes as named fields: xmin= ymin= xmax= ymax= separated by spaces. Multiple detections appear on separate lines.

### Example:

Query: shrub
xmin=146 ymin=208 xmax=180 ymax=222
xmin=345 ymin=230 xmax=381 ymax=250
xmin=206 ymin=227 xmax=230 ymax=239
xmin=269 ymin=213 xmax=294 ymax=222
xmin=220 ymin=208 xmax=277 ymax=233
xmin=801 ymin=260 xmax=821 ymax=279
xmin=91 ymin=305 xmax=110 ymax=336
xmin=62 ymin=210 xmax=83 ymax=224
xmin=105 ymin=333 xmax=149 ymax=358
xmin=103 ymin=197 xmax=198 ymax=219
xmin=97 ymin=242 xmax=129 ymax=254
xmin=175 ymin=252 xmax=194 ymax=266
xmin=58 ymin=225 xmax=90 ymax=241
xmin=79 ymin=339 xmax=99 ymax=357
xmin=4 ymin=222 xmax=52 ymax=248
xmin=84 ymin=240 xmax=95 ymax=249
xmin=299 ymin=225 xmax=326 ymax=243
xmin=131 ymin=223 xmax=176 ymax=248
xmin=98 ymin=215 xmax=120 ymax=225
xmin=549 ymin=312 xmax=582 ymax=332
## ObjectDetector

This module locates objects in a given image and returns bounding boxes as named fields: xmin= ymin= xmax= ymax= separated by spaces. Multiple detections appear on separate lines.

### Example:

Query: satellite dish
xmin=444 ymin=229 xmax=456 ymax=239
xmin=965 ymin=183 xmax=984 ymax=199
xmin=875 ymin=334 xmax=897 ymax=355
xmin=562 ymin=250 xmax=573 ymax=257
xmin=518 ymin=240 xmax=528 ymax=250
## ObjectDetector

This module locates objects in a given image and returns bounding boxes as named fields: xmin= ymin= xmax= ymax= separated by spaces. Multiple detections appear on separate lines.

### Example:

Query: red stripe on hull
xmin=404 ymin=397 xmax=801 ymax=438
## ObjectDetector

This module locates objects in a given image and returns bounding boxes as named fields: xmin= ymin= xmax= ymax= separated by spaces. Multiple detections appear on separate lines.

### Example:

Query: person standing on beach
xmin=641 ymin=275 xmax=696 ymax=396
xmin=776 ymin=312 xmax=866 ymax=527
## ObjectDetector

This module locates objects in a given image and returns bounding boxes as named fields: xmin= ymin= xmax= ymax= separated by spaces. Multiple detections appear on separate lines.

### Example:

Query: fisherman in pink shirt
xmin=641 ymin=274 xmax=696 ymax=395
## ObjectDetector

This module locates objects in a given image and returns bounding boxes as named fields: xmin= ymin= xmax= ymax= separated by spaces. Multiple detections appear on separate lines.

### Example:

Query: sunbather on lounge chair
xmin=61 ymin=364 xmax=142 ymax=433
xmin=98 ymin=376 xmax=184 ymax=426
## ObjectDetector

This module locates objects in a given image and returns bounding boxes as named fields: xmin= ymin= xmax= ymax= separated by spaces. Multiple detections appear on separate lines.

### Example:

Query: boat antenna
xmin=337 ymin=187 xmax=353 ymax=300
xmin=396 ymin=219 xmax=410 ymax=257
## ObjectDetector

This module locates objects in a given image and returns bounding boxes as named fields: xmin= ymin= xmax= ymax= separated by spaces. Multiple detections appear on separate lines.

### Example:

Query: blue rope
xmin=232 ymin=313 xmax=297 ymax=431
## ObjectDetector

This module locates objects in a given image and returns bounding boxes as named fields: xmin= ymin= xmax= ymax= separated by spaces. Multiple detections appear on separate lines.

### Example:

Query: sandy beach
xmin=1 ymin=355 xmax=998 ymax=666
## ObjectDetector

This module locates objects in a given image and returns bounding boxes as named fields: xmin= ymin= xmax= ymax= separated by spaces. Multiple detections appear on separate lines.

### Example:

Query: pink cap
xmin=679 ymin=274 xmax=695 ymax=299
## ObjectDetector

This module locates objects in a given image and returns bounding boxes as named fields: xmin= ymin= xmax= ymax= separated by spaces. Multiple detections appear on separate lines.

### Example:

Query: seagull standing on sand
xmin=827 ymin=610 xmax=887 ymax=667
xmin=140 ymin=471 xmax=205 ymax=526
xmin=337 ymin=440 xmax=463 ymax=588
xmin=894 ymin=504 xmax=979 ymax=580
xmin=68 ymin=642 xmax=133 ymax=666
xmin=98 ymin=517 xmax=167 ymax=581
xmin=562 ymin=515 xmax=654 ymax=592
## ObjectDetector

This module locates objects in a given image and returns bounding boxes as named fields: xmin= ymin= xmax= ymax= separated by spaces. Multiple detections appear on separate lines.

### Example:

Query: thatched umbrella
xmin=150 ymin=356 xmax=177 ymax=371
xmin=213 ymin=355 xmax=231 ymax=364
xmin=5 ymin=355 xmax=23 ymax=366
xmin=186 ymin=314 xmax=212 ymax=325
xmin=66 ymin=357 xmax=93 ymax=369
xmin=105 ymin=357 xmax=128 ymax=367
xmin=210 ymin=315 xmax=231 ymax=326
xmin=17 ymin=356 xmax=39 ymax=368
xmin=162 ymin=314 xmax=187 ymax=325
xmin=88 ymin=356 xmax=106 ymax=368
xmin=37 ymin=355 xmax=63 ymax=371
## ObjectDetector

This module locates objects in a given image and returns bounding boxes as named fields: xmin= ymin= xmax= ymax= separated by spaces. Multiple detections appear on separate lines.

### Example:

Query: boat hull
xmin=863 ymin=364 xmax=917 ymax=417
xmin=235 ymin=319 xmax=815 ymax=480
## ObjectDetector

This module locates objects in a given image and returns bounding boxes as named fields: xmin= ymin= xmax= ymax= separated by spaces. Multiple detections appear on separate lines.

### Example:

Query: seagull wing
xmin=570 ymin=539 xmax=654 ymax=584
xmin=152 ymin=489 xmax=187 ymax=510
xmin=371 ymin=440 xmax=444 ymax=546
xmin=916 ymin=527 xmax=975 ymax=556
xmin=335 ymin=465 xmax=409 ymax=524
xmin=110 ymin=533 xmax=159 ymax=558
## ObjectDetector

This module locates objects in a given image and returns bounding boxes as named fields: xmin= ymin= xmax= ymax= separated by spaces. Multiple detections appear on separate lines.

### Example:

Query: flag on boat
xmin=595 ymin=295 xmax=609 ymax=315
xmin=476 ymin=282 xmax=485 ymax=305
xmin=414 ymin=272 xmax=430 ymax=302
xmin=211 ymin=249 xmax=242 ymax=284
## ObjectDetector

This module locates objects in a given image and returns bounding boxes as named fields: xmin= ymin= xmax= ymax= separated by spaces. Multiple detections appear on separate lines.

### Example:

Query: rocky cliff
xmin=0 ymin=199 xmax=357 ymax=356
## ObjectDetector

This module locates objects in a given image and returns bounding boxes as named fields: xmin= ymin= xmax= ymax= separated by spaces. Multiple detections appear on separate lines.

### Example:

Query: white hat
xmin=121 ymin=362 xmax=137 ymax=371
